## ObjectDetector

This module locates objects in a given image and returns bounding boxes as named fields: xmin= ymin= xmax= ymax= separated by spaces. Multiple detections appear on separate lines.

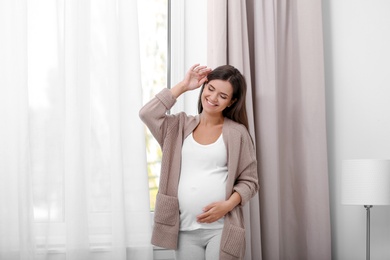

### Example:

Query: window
xmin=139 ymin=0 xmax=205 ymax=211
xmin=138 ymin=0 xmax=169 ymax=211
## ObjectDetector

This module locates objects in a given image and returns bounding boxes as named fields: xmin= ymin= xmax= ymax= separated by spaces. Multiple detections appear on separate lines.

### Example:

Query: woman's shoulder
xmin=175 ymin=111 xmax=197 ymax=122
xmin=223 ymin=117 xmax=248 ymax=134
xmin=168 ymin=111 xmax=199 ymax=131
xmin=223 ymin=117 xmax=253 ymax=143
xmin=223 ymin=119 xmax=255 ymax=155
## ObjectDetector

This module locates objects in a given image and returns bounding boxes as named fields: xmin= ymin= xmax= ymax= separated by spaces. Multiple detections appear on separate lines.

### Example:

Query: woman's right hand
xmin=170 ymin=64 xmax=211 ymax=98
xmin=182 ymin=64 xmax=211 ymax=91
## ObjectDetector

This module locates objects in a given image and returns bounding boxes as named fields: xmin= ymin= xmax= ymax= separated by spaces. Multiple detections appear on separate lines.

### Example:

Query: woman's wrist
xmin=226 ymin=192 xmax=242 ymax=211
xmin=170 ymin=81 xmax=187 ymax=98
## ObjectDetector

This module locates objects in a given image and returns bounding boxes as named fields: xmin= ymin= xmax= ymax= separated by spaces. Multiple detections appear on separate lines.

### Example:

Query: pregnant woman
xmin=139 ymin=64 xmax=258 ymax=260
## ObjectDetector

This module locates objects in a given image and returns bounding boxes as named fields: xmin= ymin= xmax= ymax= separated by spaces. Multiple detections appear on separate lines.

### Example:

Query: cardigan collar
xmin=183 ymin=114 xmax=234 ymax=148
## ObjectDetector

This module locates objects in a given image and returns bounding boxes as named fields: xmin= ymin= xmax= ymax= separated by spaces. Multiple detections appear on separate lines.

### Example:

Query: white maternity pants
xmin=174 ymin=228 xmax=222 ymax=260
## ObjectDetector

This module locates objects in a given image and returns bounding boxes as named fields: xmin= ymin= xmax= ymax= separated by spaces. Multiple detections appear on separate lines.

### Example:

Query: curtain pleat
xmin=0 ymin=1 xmax=34 ymax=259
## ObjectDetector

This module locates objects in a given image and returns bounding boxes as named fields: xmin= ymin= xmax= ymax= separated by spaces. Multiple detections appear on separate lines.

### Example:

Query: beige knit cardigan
xmin=139 ymin=88 xmax=259 ymax=260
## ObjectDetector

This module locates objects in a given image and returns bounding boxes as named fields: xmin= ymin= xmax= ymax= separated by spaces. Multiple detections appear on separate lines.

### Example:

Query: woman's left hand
xmin=196 ymin=192 xmax=241 ymax=223
xmin=196 ymin=201 xmax=231 ymax=224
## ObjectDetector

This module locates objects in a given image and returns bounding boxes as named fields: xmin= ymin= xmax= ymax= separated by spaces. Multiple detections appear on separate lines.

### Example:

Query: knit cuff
xmin=155 ymin=88 xmax=176 ymax=109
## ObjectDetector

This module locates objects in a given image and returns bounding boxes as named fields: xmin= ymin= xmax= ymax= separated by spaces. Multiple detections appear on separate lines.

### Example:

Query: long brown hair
xmin=197 ymin=65 xmax=249 ymax=130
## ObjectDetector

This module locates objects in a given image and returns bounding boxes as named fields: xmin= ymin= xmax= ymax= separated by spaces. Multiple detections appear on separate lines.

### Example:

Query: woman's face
xmin=201 ymin=79 xmax=235 ymax=116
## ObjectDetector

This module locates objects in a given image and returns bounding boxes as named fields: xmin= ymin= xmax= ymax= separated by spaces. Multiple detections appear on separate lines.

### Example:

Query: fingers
xmin=198 ymin=67 xmax=212 ymax=76
xmin=202 ymin=203 xmax=215 ymax=212
xmin=197 ymin=212 xmax=214 ymax=223
xmin=183 ymin=64 xmax=211 ymax=90
xmin=199 ymin=77 xmax=208 ymax=86
xmin=189 ymin=63 xmax=201 ymax=72
xmin=193 ymin=65 xmax=207 ymax=72
xmin=197 ymin=207 xmax=211 ymax=223
xmin=197 ymin=203 xmax=219 ymax=223
xmin=190 ymin=64 xmax=212 ymax=75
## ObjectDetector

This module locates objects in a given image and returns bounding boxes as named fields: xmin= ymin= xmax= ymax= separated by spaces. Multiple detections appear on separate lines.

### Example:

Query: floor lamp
xmin=341 ymin=159 xmax=390 ymax=260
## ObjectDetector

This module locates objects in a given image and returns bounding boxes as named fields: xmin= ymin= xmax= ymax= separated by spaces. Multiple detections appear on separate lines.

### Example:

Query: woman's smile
xmin=206 ymin=98 xmax=218 ymax=107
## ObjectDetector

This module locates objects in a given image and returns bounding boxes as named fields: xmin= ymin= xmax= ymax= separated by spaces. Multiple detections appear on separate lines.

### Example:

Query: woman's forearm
xmin=170 ymin=81 xmax=187 ymax=98
xmin=226 ymin=192 xmax=242 ymax=211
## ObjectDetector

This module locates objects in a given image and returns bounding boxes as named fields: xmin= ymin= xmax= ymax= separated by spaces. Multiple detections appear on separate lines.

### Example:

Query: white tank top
xmin=178 ymin=132 xmax=228 ymax=231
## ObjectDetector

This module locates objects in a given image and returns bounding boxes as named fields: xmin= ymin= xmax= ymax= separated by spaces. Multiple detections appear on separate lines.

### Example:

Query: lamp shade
xmin=341 ymin=159 xmax=390 ymax=205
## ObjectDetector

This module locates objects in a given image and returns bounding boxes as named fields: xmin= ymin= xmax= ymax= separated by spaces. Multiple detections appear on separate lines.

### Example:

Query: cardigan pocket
xmin=221 ymin=224 xmax=245 ymax=257
xmin=154 ymin=193 xmax=179 ymax=226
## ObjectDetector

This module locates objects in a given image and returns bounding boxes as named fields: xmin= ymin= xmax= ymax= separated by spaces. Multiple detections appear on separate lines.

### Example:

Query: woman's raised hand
xmin=170 ymin=64 xmax=211 ymax=98
xmin=182 ymin=64 xmax=212 ymax=91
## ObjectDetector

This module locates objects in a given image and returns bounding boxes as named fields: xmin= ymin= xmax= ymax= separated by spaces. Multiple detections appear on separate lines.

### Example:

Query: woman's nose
xmin=210 ymin=92 xmax=218 ymax=101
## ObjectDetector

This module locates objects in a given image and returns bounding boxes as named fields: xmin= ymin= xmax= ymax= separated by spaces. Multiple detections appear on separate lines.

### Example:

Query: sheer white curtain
xmin=0 ymin=0 xmax=152 ymax=259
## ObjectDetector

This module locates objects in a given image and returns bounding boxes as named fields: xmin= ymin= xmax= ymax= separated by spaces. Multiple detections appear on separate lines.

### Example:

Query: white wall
xmin=323 ymin=0 xmax=390 ymax=259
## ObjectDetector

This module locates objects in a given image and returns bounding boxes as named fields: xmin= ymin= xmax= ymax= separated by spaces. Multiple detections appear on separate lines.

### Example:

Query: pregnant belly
xmin=177 ymin=180 xmax=226 ymax=229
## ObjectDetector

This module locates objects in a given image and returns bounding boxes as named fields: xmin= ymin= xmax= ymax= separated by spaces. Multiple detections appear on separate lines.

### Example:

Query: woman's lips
xmin=206 ymin=98 xmax=217 ymax=106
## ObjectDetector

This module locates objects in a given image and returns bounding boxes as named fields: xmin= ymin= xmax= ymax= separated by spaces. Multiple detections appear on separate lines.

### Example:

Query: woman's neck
xmin=199 ymin=113 xmax=224 ymax=126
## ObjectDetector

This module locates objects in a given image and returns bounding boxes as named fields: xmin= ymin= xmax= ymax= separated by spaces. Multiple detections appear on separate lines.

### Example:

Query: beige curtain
xmin=208 ymin=0 xmax=332 ymax=259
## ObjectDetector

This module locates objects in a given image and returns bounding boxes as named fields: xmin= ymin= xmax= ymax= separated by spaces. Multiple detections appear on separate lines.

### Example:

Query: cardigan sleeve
xmin=232 ymin=129 xmax=259 ymax=206
xmin=139 ymin=88 xmax=177 ymax=147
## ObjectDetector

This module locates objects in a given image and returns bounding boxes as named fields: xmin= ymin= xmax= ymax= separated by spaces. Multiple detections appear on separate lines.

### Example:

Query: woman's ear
xmin=228 ymin=98 xmax=237 ymax=107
